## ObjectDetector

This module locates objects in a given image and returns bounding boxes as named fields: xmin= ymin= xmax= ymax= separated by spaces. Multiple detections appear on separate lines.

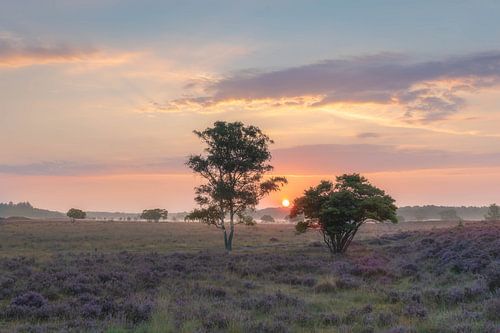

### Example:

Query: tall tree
xmin=186 ymin=121 xmax=287 ymax=252
xmin=291 ymin=174 xmax=397 ymax=253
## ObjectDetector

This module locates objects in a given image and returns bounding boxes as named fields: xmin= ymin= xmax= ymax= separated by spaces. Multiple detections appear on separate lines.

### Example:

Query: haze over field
xmin=1 ymin=1 xmax=500 ymax=212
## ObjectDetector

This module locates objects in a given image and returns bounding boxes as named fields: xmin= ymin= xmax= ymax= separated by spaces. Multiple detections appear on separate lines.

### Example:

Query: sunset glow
xmin=1 ymin=1 xmax=500 ymax=212
xmin=281 ymin=199 xmax=290 ymax=208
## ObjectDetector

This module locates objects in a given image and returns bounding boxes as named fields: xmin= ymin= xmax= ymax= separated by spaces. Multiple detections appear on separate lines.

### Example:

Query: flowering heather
xmin=0 ymin=222 xmax=498 ymax=332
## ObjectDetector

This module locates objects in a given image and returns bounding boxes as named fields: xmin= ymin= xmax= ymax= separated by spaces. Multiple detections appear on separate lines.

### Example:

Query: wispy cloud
xmin=0 ymin=32 xmax=134 ymax=68
xmin=150 ymin=52 xmax=500 ymax=122
xmin=0 ymin=159 xmax=187 ymax=176
xmin=357 ymin=132 xmax=381 ymax=139
xmin=2 ymin=144 xmax=500 ymax=176
xmin=272 ymin=144 xmax=500 ymax=174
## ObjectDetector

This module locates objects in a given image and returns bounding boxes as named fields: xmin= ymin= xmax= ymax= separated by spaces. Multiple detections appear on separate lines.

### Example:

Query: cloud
xmin=153 ymin=52 xmax=500 ymax=122
xmin=2 ymin=144 xmax=500 ymax=176
xmin=0 ymin=159 xmax=187 ymax=176
xmin=0 ymin=32 xmax=133 ymax=68
xmin=357 ymin=132 xmax=381 ymax=139
xmin=271 ymin=144 xmax=500 ymax=174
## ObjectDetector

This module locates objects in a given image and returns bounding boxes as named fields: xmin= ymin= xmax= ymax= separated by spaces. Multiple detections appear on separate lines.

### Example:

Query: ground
xmin=0 ymin=220 xmax=499 ymax=332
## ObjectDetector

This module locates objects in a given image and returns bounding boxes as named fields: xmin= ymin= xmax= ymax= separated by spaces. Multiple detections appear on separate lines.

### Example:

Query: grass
xmin=0 ymin=219 xmax=498 ymax=332
xmin=0 ymin=219 xmax=464 ymax=259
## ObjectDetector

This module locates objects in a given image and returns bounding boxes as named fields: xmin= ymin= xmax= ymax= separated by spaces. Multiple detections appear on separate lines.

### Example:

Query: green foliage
xmin=484 ymin=203 xmax=500 ymax=221
xmin=291 ymin=173 xmax=397 ymax=253
xmin=260 ymin=214 xmax=275 ymax=223
xmin=186 ymin=121 xmax=287 ymax=251
xmin=184 ymin=207 xmax=222 ymax=225
xmin=66 ymin=208 xmax=86 ymax=222
xmin=140 ymin=209 xmax=168 ymax=222
xmin=238 ymin=214 xmax=256 ymax=226
xmin=295 ymin=220 xmax=309 ymax=233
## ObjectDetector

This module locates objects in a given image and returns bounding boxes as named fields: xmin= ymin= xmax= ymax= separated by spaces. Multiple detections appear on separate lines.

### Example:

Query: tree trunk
xmin=224 ymin=209 xmax=235 ymax=252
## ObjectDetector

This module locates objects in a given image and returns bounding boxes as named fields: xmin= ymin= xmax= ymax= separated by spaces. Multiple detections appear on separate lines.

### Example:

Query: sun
xmin=281 ymin=198 xmax=290 ymax=207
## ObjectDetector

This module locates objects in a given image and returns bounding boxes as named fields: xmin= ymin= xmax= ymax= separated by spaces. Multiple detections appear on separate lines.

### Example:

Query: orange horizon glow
xmin=2 ymin=166 xmax=500 ymax=212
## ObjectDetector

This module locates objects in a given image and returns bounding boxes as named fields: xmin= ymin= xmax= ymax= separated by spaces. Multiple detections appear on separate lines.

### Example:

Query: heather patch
xmin=0 ymin=222 xmax=498 ymax=332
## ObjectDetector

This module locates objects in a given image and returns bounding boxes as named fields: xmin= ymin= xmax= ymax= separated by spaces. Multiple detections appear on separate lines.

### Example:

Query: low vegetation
xmin=0 ymin=220 xmax=498 ymax=332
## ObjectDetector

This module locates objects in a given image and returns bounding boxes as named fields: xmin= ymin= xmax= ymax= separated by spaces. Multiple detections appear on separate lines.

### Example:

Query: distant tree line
xmin=396 ymin=205 xmax=497 ymax=221
xmin=0 ymin=202 xmax=64 ymax=219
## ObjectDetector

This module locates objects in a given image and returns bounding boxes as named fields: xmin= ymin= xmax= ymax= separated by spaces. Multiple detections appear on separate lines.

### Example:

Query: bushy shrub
xmin=201 ymin=285 xmax=227 ymax=298
xmin=202 ymin=311 xmax=230 ymax=329
xmin=11 ymin=291 xmax=47 ymax=308
xmin=247 ymin=320 xmax=290 ymax=333
xmin=484 ymin=297 xmax=500 ymax=321
xmin=240 ymin=291 xmax=304 ymax=313
xmin=0 ymin=276 xmax=15 ymax=299
xmin=377 ymin=311 xmax=397 ymax=326
xmin=386 ymin=327 xmax=416 ymax=333
xmin=123 ymin=298 xmax=154 ymax=324
xmin=485 ymin=261 xmax=500 ymax=291
xmin=403 ymin=303 xmax=427 ymax=318
xmin=320 ymin=312 xmax=340 ymax=325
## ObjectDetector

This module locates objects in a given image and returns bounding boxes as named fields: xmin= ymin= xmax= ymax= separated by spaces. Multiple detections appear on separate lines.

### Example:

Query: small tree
xmin=485 ymin=204 xmax=500 ymax=221
xmin=238 ymin=214 xmax=256 ymax=226
xmin=66 ymin=208 xmax=86 ymax=223
xmin=140 ymin=209 xmax=168 ymax=222
xmin=186 ymin=121 xmax=287 ymax=252
xmin=291 ymin=174 xmax=397 ymax=254
xmin=260 ymin=214 xmax=275 ymax=223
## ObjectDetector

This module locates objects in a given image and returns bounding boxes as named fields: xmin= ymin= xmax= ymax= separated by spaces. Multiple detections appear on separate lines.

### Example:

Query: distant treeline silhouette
xmin=397 ymin=205 xmax=492 ymax=221
xmin=0 ymin=201 xmax=495 ymax=221
xmin=0 ymin=202 xmax=64 ymax=219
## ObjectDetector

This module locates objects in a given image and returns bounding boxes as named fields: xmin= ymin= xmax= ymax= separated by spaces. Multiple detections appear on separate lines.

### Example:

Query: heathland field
xmin=0 ymin=220 xmax=499 ymax=332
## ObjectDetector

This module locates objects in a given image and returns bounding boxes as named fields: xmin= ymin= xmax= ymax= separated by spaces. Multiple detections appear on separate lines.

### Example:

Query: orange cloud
xmin=0 ymin=32 xmax=135 ymax=69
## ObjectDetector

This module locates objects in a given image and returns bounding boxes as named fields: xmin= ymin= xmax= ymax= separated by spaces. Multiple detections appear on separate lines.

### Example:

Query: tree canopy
xmin=186 ymin=121 xmax=287 ymax=251
xmin=66 ymin=208 xmax=86 ymax=222
xmin=140 ymin=209 xmax=168 ymax=222
xmin=291 ymin=174 xmax=397 ymax=253
xmin=260 ymin=215 xmax=275 ymax=223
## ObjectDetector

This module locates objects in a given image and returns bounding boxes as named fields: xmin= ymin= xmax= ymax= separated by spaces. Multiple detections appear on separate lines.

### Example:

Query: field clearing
xmin=0 ymin=219 xmax=472 ymax=258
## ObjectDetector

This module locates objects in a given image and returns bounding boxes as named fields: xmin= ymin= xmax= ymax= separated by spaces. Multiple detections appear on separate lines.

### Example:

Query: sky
xmin=1 ymin=0 xmax=500 ymax=212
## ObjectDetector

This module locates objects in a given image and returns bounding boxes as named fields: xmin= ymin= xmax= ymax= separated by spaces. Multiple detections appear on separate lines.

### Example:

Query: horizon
xmin=2 ymin=200 xmax=497 ymax=216
xmin=2 ymin=1 xmax=500 ymax=212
